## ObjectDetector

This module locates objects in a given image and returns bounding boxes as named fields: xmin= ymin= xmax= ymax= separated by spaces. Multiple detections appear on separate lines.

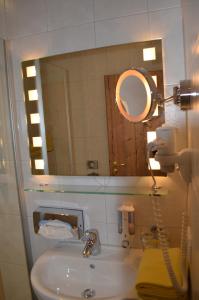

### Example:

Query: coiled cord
xmin=181 ymin=211 xmax=188 ymax=265
xmin=151 ymin=197 xmax=188 ymax=296
xmin=147 ymin=153 xmax=188 ymax=296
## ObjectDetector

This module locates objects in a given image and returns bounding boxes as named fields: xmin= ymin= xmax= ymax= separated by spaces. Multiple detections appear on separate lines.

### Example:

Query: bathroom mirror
xmin=116 ymin=68 xmax=159 ymax=123
xmin=22 ymin=39 xmax=164 ymax=176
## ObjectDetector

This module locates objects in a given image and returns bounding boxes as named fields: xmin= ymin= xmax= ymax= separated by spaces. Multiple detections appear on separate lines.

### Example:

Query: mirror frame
xmin=21 ymin=40 xmax=164 ymax=177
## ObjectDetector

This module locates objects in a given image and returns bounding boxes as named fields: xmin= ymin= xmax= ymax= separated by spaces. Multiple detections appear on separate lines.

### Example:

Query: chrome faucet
xmin=81 ymin=229 xmax=101 ymax=257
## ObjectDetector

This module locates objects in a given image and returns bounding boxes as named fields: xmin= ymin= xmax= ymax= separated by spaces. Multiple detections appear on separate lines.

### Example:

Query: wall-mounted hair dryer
xmin=148 ymin=125 xmax=192 ymax=184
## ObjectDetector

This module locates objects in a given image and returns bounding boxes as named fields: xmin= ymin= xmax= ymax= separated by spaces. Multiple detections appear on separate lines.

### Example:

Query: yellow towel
xmin=135 ymin=248 xmax=186 ymax=300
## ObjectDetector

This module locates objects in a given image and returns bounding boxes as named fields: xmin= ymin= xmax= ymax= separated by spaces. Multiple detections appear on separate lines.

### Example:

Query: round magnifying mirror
xmin=116 ymin=68 xmax=159 ymax=123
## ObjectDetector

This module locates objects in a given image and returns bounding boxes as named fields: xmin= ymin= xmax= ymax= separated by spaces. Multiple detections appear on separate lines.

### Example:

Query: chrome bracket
xmin=173 ymin=80 xmax=193 ymax=110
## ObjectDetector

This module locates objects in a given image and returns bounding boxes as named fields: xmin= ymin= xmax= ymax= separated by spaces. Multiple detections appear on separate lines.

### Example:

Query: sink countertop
xmin=31 ymin=243 xmax=143 ymax=300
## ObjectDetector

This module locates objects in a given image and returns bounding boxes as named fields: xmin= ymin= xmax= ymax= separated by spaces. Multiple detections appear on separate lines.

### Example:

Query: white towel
xmin=38 ymin=219 xmax=76 ymax=240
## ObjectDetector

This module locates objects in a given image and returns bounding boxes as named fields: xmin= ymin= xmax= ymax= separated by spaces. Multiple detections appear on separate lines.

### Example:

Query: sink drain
xmin=89 ymin=264 xmax=95 ymax=269
xmin=81 ymin=288 xmax=96 ymax=298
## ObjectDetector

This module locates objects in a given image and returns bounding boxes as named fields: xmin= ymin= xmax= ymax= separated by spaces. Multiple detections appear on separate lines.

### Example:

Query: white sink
xmin=31 ymin=243 xmax=142 ymax=300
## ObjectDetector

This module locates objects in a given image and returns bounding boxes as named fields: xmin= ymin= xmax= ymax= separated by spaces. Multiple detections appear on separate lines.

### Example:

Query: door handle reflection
xmin=113 ymin=162 xmax=126 ymax=166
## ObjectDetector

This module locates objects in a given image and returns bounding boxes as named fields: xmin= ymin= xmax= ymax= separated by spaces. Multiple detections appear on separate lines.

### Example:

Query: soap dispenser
xmin=118 ymin=204 xmax=135 ymax=248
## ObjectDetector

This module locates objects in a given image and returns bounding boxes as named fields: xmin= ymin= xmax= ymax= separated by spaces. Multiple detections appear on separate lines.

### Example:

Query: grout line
xmin=104 ymin=195 xmax=108 ymax=224
xmin=147 ymin=5 xmax=181 ymax=14
xmin=8 ymin=21 xmax=94 ymax=41
xmin=94 ymin=5 xmax=181 ymax=24
xmin=4 ymin=4 xmax=181 ymax=41
xmin=3 ymin=0 xmax=8 ymax=39
xmin=146 ymin=0 xmax=151 ymax=39
xmin=92 ymin=0 xmax=97 ymax=48
xmin=94 ymin=10 xmax=148 ymax=24
xmin=43 ymin=0 xmax=49 ymax=33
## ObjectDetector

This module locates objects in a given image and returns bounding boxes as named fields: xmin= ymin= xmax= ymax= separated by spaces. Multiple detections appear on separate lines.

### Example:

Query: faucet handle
xmin=81 ymin=230 xmax=91 ymax=242
xmin=81 ymin=229 xmax=99 ymax=242
xmin=81 ymin=229 xmax=101 ymax=257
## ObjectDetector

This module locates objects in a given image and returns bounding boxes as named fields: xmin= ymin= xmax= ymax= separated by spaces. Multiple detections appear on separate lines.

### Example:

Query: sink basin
xmin=31 ymin=243 xmax=142 ymax=300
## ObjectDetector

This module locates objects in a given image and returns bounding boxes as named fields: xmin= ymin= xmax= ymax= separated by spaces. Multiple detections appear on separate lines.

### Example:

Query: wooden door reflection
xmin=104 ymin=71 xmax=165 ymax=176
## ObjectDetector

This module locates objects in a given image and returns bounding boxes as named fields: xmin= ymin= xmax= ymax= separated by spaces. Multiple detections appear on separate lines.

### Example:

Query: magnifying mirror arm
xmin=116 ymin=68 xmax=194 ymax=125
xmin=115 ymin=68 xmax=193 ymax=189
xmin=158 ymin=80 xmax=194 ymax=111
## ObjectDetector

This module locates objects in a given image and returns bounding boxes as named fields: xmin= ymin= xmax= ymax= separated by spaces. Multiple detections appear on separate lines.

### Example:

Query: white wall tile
xmin=48 ymin=23 xmax=95 ymax=56
xmin=25 ymin=191 xmax=107 ymax=223
xmin=148 ymin=0 xmax=181 ymax=11
xmin=5 ymin=0 xmax=47 ymax=39
xmin=106 ymin=195 xmax=131 ymax=224
xmin=107 ymin=223 xmax=136 ymax=247
xmin=0 ymin=182 xmax=20 ymax=215
xmin=160 ymin=197 xmax=186 ymax=227
xmin=95 ymin=13 xmax=150 ymax=47
xmin=47 ymin=0 xmax=94 ymax=31
xmin=0 ymin=262 xmax=32 ymax=300
xmin=21 ymin=216 xmax=33 ymax=267
xmin=24 ymin=191 xmax=60 ymax=217
xmin=0 ymin=38 xmax=31 ymax=298
xmin=94 ymin=0 xmax=147 ymax=21
xmin=0 ymin=214 xmax=27 ymax=265
xmin=0 ymin=124 xmax=14 ymax=163
xmin=0 ymin=163 xmax=20 ymax=216
xmin=4 ymin=0 xmax=187 ymax=270
xmin=68 ymin=194 xmax=106 ymax=224
xmin=107 ymin=223 xmax=122 ymax=246
xmin=15 ymin=100 xmax=30 ymax=162
xmin=0 ymin=0 xmax=5 ymax=38
xmin=9 ymin=33 xmax=49 ymax=117
xmin=149 ymin=7 xmax=185 ymax=85
xmin=10 ymin=32 xmax=49 ymax=61
xmin=182 ymin=0 xmax=199 ymax=294
xmin=20 ymin=161 xmax=32 ymax=186
xmin=7 ymin=58 xmax=24 ymax=103
xmin=0 ymin=44 xmax=14 ymax=161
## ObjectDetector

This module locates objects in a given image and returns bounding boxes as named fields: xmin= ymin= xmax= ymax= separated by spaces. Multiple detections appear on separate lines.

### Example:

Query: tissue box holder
xmin=33 ymin=207 xmax=84 ymax=239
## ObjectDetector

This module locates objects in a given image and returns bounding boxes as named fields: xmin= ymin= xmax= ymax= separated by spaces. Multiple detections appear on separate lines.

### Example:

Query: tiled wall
xmin=0 ymin=0 xmax=5 ymax=38
xmin=25 ymin=180 xmax=188 ymax=262
xmin=0 ymin=2 xmax=32 ymax=300
xmin=182 ymin=1 xmax=199 ymax=298
xmin=7 ymin=0 xmax=186 ymax=182
xmin=0 ymin=38 xmax=32 ymax=300
xmin=5 ymin=0 xmax=188 ymax=264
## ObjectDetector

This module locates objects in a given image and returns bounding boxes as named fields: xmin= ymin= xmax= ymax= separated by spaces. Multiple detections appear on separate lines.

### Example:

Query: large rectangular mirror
xmin=22 ymin=39 xmax=164 ymax=176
